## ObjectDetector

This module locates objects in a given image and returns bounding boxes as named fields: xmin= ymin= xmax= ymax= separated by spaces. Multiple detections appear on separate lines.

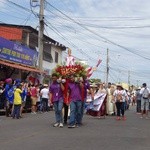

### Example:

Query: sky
xmin=0 ymin=0 xmax=150 ymax=86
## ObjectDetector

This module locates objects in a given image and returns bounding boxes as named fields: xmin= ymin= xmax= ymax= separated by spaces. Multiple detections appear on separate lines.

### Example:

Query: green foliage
xmin=89 ymin=78 xmax=101 ymax=84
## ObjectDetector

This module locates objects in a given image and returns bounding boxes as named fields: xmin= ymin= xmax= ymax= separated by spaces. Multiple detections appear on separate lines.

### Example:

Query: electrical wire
xmin=45 ymin=0 xmax=150 ymax=61
xmin=1 ymin=0 xmax=150 ymax=83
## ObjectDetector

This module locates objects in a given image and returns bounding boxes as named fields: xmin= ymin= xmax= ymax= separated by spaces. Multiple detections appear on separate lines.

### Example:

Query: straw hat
xmin=90 ymin=83 xmax=97 ymax=88
xmin=43 ymin=84 xmax=48 ymax=87
xmin=137 ymin=86 xmax=141 ymax=90
xmin=116 ymin=83 xmax=123 ymax=88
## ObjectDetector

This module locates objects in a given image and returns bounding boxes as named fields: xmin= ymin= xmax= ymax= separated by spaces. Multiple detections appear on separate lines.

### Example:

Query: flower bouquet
xmin=52 ymin=62 xmax=88 ymax=79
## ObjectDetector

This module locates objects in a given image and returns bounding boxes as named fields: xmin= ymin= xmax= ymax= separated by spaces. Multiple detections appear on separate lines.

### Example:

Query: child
xmin=12 ymin=84 xmax=22 ymax=119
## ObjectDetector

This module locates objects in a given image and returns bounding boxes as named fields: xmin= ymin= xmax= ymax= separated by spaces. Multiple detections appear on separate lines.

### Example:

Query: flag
xmin=86 ymin=67 xmax=93 ymax=78
xmin=87 ymin=70 xmax=93 ymax=78
xmin=86 ymin=66 xmax=92 ymax=73
xmin=86 ymin=58 xmax=102 ymax=78
xmin=96 ymin=59 xmax=102 ymax=67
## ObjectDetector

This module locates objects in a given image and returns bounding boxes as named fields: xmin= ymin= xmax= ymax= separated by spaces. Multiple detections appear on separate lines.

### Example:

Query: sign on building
xmin=0 ymin=37 xmax=38 ymax=67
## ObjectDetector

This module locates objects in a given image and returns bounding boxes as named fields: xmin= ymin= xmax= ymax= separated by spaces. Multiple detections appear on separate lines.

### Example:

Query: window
xmin=43 ymin=51 xmax=53 ymax=63
xmin=43 ymin=46 xmax=53 ymax=63
xmin=55 ymin=51 xmax=58 ymax=63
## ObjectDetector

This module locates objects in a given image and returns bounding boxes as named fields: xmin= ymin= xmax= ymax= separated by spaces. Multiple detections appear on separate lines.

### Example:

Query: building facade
xmin=0 ymin=23 xmax=66 ymax=83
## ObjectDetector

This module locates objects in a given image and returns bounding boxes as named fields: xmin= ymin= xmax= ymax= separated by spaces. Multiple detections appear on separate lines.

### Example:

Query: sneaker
xmin=116 ymin=117 xmax=121 ymax=120
xmin=53 ymin=122 xmax=59 ymax=127
xmin=59 ymin=123 xmax=63 ymax=128
xmin=145 ymin=117 xmax=150 ymax=120
xmin=122 ymin=116 xmax=126 ymax=121
xmin=68 ymin=125 xmax=76 ymax=128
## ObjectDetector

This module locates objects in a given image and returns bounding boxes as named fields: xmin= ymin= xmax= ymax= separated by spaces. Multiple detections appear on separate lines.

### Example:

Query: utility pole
xmin=38 ymin=0 xmax=44 ymax=71
xmin=106 ymin=48 xmax=109 ymax=86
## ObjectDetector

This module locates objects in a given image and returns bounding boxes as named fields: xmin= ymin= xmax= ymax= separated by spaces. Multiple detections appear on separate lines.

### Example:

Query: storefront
xmin=0 ymin=36 xmax=42 ymax=83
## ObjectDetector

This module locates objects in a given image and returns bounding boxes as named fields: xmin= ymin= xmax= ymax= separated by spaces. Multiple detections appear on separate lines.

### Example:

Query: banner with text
xmin=0 ymin=37 xmax=38 ymax=67
xmin=86 ymin=93 xmax=106 ymax=111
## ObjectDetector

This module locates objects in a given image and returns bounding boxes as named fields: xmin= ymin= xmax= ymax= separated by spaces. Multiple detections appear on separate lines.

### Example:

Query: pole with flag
xmin=86 ymin=58 xmax=102 ymax=78
xmin=96 ymin=59 xmax=102 ymax=68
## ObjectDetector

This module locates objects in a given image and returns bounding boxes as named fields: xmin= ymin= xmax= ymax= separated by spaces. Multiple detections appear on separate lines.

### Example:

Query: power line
xmin=1 ymin=0 xmax=149 ymax=82
xmin=45 ymin=0 xmax=150 ymax=61
xmin=80 ymin=23 xmax=150 ymax=29
xmin=45 ymin=22 xmax=104 ymax=65
xmin=6 ymin=0 xmax=31 ymax=13
xmin=0 ymin=0 xmax=38 ymax=26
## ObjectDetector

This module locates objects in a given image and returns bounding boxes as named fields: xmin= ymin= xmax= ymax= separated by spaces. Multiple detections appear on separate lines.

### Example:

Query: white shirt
xmin=40 ymin=88 xmax=49 ymax=99
xmin=140 ymin=87 xmax=150 ymax=95
xmin=131 ymin=90 xmax=136 ymax=97
xmin=113 ymin=89 xmax=127 ymax=102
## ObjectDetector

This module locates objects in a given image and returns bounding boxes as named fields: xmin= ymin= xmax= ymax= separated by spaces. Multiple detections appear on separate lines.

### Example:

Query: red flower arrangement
xmin=53 ymin=63 xmax=87 ymax=78
xmin=52 ymin=63 xmax=88 ymax=104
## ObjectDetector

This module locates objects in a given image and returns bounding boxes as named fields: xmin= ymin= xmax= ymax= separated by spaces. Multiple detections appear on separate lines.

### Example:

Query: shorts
xmin=141 ymin=98 xmax=149 ymax=111
xmin=31 ymin=96 xmax=37 ymax=106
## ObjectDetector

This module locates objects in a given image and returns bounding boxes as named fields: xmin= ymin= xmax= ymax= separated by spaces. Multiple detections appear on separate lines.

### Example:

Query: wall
xmin=43 ymin=45 xmax=63 ymax=75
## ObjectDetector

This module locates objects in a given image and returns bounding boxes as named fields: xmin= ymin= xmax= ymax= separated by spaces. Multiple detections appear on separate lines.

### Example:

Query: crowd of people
xmin=0 ymin=74 xmax=93 ymax=128
xmin=85 ymin=82 xmax=150 ymax=121
xmin=0 ymin=76 xmax=150 ymax=128
xmin=0 ymin=78 xmax=50 ymax=118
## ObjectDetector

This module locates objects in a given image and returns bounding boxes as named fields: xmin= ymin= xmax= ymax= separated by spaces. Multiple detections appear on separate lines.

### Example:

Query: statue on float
xmin=53 ymin=48 xmax=87 ymax=79
xmin=65 ymin=48 xmax=75 ymax=66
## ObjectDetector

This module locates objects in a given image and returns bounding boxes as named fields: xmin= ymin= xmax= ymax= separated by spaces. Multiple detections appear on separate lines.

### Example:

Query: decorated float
xmin=51 ymin=48 xmax=106 ymax=117
xmin=52 ymin=63 xmax=88 ymax=104
xmin=52 ymin=63 xmax=87 ymax=79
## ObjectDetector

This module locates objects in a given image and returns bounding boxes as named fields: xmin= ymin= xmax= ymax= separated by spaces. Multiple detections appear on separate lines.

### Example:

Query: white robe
xmin=106 ymin=88 xmax=115 ymax=115
xmin=66 ymin=56 xmax=75 ymax=66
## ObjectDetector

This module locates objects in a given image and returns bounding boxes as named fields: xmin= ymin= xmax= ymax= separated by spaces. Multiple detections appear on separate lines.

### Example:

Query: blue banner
xmin=0 ymin=37 xmax=38 ymax=67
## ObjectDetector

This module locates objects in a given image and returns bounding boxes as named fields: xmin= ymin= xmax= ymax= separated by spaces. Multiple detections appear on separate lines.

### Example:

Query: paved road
xmin=0 ymin=106 xmax=150 ymax=150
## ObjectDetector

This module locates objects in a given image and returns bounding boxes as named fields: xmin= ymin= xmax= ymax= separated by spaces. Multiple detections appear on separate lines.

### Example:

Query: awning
xmin=0 ymin=59 xmax=43 ymax=73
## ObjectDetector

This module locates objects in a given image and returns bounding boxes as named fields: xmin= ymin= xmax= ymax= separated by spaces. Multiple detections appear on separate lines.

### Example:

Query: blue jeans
xmin=136 ymin=100 xmax=141 ymax=113
xmin=116 ymin=102 xmax=125 ymax=116
xmin=12 ymin=104 xmax=21 ymax=118
xmin=41 ymin=98 xmax=48 ymax=112
xmin=81 ymin=99 xmax=86 ymax=122
xmin=69 ymin=100 xmax=82 ymax=126
xmin=53 ymin=100 xmax=63 ymax=123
